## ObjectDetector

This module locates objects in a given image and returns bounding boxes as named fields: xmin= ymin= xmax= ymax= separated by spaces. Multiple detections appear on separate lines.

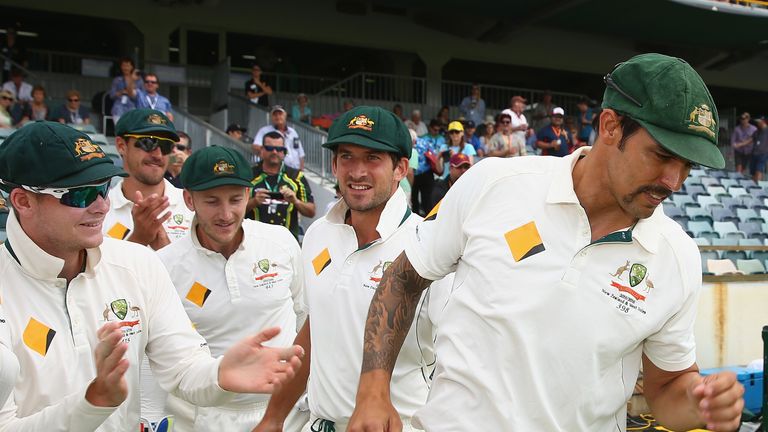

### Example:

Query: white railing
xmin=171 ymin=108 xmax=252 ymax=160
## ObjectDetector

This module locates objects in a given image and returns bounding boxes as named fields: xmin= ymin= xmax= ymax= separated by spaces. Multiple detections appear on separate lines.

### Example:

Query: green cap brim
xmin=50 ymin=163 xmax=128 ymax=188
xmin=637 ymin=119 xmax=725 ymax=169
xmin=186 ymin=177 xmax=254 ymax=192
xmin=129 ymin=126 xmax=179 ymax=142
xmin=323 ymin=133 xmax=406 ymax=157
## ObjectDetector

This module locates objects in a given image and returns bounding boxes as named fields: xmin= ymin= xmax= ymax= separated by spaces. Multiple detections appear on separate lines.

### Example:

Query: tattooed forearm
xmin=361 ymin=251 xmax=432 ymax=374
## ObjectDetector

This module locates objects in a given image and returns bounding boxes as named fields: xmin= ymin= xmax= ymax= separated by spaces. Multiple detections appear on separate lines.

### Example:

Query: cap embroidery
xmin=73 ymin=138 xmax=106 ymax=161
xmin=146 ymin=113 xmax=167 ymax=125
xmin=213 ymin=160 xmax=235 ymax=175
xmin=348 ymin=115 xmax=375 ymax=131
xmin=687 ymin=104 xmax=716 ymax=138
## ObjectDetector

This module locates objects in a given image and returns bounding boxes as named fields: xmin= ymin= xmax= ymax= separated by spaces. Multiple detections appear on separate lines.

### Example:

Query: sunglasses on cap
xmin=264 ymin=144 xmax=287 ymax=153
xmin=20 ymin=179 xmax=112 ymax=208
xmin=603 ymin=63 xmax=642 ymax=108
xmin=124 ymin=134 xmax=175 ymax=155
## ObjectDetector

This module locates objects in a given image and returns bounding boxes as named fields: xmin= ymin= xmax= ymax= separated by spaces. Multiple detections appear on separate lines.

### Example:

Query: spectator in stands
xmin=412 ymin=119 xmax=447 ymax=215
xmin=226 ymin=123 xmax=247 ymax=141
xmin=245 ymin=64 xmax=273 ymax=108
xmin=732 ymin=112 xmax=757 ymax=174
xmin=477 ymin=120 xmax=495 ymax=155
xmin=1 ymin=27 xmax=26 ymax=83
xmin=53 ymin=90 xmax=90 ymax=126
xmin=0 ymin=90 xmax=13 ymax=128
xmin=164 ymin=131 xmax=192 ymax=188
xmin=247 ymin=131 xmax=315 ymax=239
xmin=432 ymin=153 xmax=471 ymax=205
xmin=509 ymin=96 xmax=528 ymax=150
xmin=525 ymin=127 xmax=538 ymax=155
xmin=530 ymin=90 xmax=554 ymax=131
xmin=487 ymin=111 xmax=526 ymax=158
xmin=447 ymin=121 xmax=476 ymax=163
xmin=136 ymin=73 xmax=173 ymax=122
xmin=752 ymin=116 xmax=768 ymax=182
xmin=1 ymin=68 xmax=31 ymax=102
xmin=253 ymin=105 xmax=305 ymax=171
xmin=405 ymin=109 xmax=428 ymax=136
xmin=576 ymin=97 xmax=595 ymax=145
xmin=9 ymin=95 xmax=30 ymax=127
xmin=343 ymin=99 xmax=355 ymax=112
xmin=110 ymin=57 xmax=142 ymax=123
xmin=537 ymin=107 xmax=574 ymax=157
xmin=436 ymin=105 xmax=451 ymax=132
xmin=28 ymin=85 xmax=48 ymax=121
xmin=459 ymin=84 xmax=486 ymax=126
xmin=463 ymin=120 xmax=484 ymax=156
xmin=291 ymin=93 xmax=312 ymax=124
xmin=393 ymin=103 xmax=406 ymax=121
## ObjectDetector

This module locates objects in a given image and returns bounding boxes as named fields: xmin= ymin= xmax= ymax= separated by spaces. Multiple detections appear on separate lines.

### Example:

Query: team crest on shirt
xmin=602 ymin=260 xmax=654 ymax=316
xmin=363 ymin=260 xmax=392 ymax=290
xmin=73 ymin=138 xmax=106 ymax=161
xmin=102 ymin=299 xmax=143 ymax=342
xmin=687 ymin=104 xmax=716 ymax=138
xmin=348 ymin=115 xmax=375 ymax=131
xmin=253 ymin=259 xmax=283 ymax=290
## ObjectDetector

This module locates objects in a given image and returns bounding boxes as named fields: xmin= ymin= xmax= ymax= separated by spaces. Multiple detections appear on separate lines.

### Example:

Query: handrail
xmin=171 ymin=107 xmax=252 ymax=159
xmin=0 ymin=53 xmax=37 ymax=81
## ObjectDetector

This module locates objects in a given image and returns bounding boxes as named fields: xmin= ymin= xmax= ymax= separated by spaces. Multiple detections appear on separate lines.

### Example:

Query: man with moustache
xmin=103 ymin=109 xmax=194 ymax=250
xmin=253 ymin=106 xmax=446 ymax=432
xmin=155 ymin=146 xmax=308 ymax=431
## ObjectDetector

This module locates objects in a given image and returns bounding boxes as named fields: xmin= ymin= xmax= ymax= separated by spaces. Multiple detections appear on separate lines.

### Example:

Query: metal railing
xmin=171 ymin=107 xmax=252 ymax=159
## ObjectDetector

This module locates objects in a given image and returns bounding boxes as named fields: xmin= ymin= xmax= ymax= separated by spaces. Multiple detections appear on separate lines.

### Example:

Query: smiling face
xmin=332 ymin=144 xmax=407 ymax=213
xmin=117 ymin=136 xmax=168 ymax=186
xmin=185 ymin=186 xmax=248 ymax=253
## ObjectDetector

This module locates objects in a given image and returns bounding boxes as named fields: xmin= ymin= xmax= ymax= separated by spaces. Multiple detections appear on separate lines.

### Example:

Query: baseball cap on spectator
xmin=602 ymin=52 xmax=724 ymax=169
xmin=463 ymin=120 xmax=476 ymax=129
xmin=115 ymin=108 xmax=179 ymax=141
xmin=0 ymin=89 xmax=14 ymax=102
xmin=271 ymin=105 xmax=287 ymax=114
xmin=226 ymin=123 xmax=247 ymax=134
xmin=0 ymin=121 xmax=126 ymax=191
xmin=552 ymin=107 xmax=565 ymax=116
xmin=450 ymin=153 xmax=471 ymax=168
xmin=500 ymin=109 xmax=514 ymax=119
xmin=448 ymin=121 xmax=464 ymax=132
xmin=323 ymin=105 xmax=411 ymax=158
xmin=511 ymin=95 xmax=527 ymax=104
xmin=180 ymin=145 xmax=253 ymax=191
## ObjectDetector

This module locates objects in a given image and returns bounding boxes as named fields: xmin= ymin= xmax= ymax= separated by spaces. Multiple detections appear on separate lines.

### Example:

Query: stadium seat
xmin=712 ymin=238 xmax=737 ymax=247
xmin=748 ymin=187 xmax=766 ymax=199
xmin=711 ymin=208 xmax=736 ymax=222
xmin=706 ymin=186 xmax=727 ymax=196
xmin=736 ymin=259 xmax=766 ymax=274
xmin=738 ymin=238 xmax=762 ymax=247
xmin=664 ymin=206 xmax=683 ymax=218
xmin=697 ymin=195 xmax=719 ymax=208
xmin=672 ymin=194 xmax=695 ymax=207
xmin=738 ymin=222 xmax=761 ymax=237
xmin=721 ymin=197 xmax=742 ymax=210
xmin=689 ymin=168 xmax=707 ymax=178
xmin=700 ymin=251 xmax=720 ymax=272
xmin=751 ymin=250 xmax=768 ymax=263
xmin=727 ymin=172 xmax=745 ymax=180
xmin=708 ymin=171 xmax=727 ymax=180
xmin=698 ymin=231 xmax=720 ymax=242
xmin=720 ymin=178 xmax=739 ymax=189
xmin=739 ymin=179 xmax=757 ymax=188
xmin=685 ymin=184 xmax=706 ymax=198
xmin=694 ymin=237 xmax=710 ymax=246
xmin=707 ymin=258 xmax=741 ymax=275
xmin=727 ymin=186 xmax=748 ymax=197
xmin=689 ymin=221 xmax=715 ymax=237
xmin=700 ymin=176 xmax=721 ymax=187
xmin=750 ymin=232 xmax=768 ymax=242
xmin=672 ymin=215 xmax=689 ymax=230
xmin=736 ymin=208 xmax=760 ymax=222
xmin=724 ymin=232 xmax=746 ymax=242
xmin=723 ymin=250 xmax=748 ymax=262
xmin=759 ymin=180 xmax=768 ymax=189
xmin=713 ymin=221 xmax=739 ymax=236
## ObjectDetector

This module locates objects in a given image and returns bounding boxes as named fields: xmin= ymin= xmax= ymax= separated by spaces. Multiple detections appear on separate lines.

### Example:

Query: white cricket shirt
xmin=103 ymin=178 xmax=194 ymax=242
xmin=406 ymin=148 xmax=702 ymax=431
xmin=0 ymin=211 xmax=232 ymax=431
xmin=158 ymin=218 xmax=305 ymax=407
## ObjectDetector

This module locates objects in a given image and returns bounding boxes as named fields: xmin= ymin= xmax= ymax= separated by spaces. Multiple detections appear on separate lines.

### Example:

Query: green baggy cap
xmin=602 ymin=53 xmax=724 ymax=169
xmin=115 ymin=108 xmax=180 ymax=141
xmin=323 ymin=106 xmax=412 ymax=158
xmin=180 ymin=146 xmax=254 ymax=191
xmin=0 ymin=121 xmax=126 ymax=191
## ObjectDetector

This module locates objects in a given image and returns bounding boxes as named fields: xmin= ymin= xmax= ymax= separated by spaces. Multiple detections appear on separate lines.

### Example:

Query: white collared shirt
xmin=157 ymin=218 xmax=305 ymax=406
xmin=0 ymin=211 xmax=232 ymax=431
xmin=510 ymin=111 xmax=528 ymax=140
xmin=253 ymin=125 xmax=305 ymax=170
xmin=302 ymin=188 xmax=447 ymax=423
xmin=405 ymin=147 xmax=701 ymax=432
xmin=103 ymin=178 xmax=194 ymax=242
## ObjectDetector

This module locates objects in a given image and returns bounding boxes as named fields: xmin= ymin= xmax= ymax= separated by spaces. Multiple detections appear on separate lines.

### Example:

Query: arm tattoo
xmin=361 ymin=251 xmax=432 ymax=374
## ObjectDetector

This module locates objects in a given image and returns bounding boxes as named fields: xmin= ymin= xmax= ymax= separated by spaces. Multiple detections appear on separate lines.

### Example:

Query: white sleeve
xmin=253 ymin=128 xmax=266 ymax=146
xmin=643 ymin=247 xmax=701 ymax=371
xmin=0 ymin=386 xmax=117 ymax=432
xmin=285 ymin=231 xmax=307 ymax=330
xmin=143 ymin=257 xmax=234 ymax=407
xmin=405 ymin=158 xmax=490 ymax=280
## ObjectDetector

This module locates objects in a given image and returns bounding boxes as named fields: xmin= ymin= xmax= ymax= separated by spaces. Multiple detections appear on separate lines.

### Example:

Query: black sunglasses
xmin=175 ymin=144 xmax=188 ymax=151
xmin=264 ymin=145 xmax=287 ymax=153
xmin=1 ymin=96 xmax=12 ymax=101
xmin=500 ymin=120 xmax=511 ymax=124
xmin=145 ymin=80 xmax=158 ymax=84
xmin=604 ymin=63 xmax=642 ymax=108
xmin=68 ymin=98 xmax=80 ymax=102
xmin=125 ymin=134 xmax=174 ymax=155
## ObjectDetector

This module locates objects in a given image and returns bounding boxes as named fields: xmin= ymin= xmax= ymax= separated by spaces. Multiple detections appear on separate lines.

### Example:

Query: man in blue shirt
xmin=463 ymin=120 xmax=484 ymax=156
xmin=459 ymin=84 xmax=486 ymax=126
xmin=536 ymin=107 xmax=573 ymax=157
xmin=136 ymin=73 xmax=174 ymax=122
xmin=412 ymin=119 xmax=447 ymax=216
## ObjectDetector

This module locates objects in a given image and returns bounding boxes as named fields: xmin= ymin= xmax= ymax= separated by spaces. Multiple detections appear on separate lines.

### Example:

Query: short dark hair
xmin=262 ymin=131 xmax=284 ymax=146
xmin=593 ymin=109 xmax=641 ymax=150
xmin=119 ymin=57 xmax=135 ymax=68
xmin=429 ymin=119 xmax=441 ymax=128
xmin=177 ymin=131 xmax=191 ymax=150
xmin=332 ymin=149 xmax=400 ymax=168
xmin=144 ymin=73 xmax=158 ymax=83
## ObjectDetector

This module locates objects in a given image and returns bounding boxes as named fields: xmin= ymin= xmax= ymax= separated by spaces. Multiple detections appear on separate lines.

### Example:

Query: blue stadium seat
xmin=727 ymin=172 xmax=746 ymax=180
xmin=706 ymin=186 xmax=727 ymax=196
xmin=694 ymin=237 xmax=710 ymax=246
xmin=700 ymin=251 xmax=720 ymax=273
xmin=712 ymin=208 xmax=736 ymax=222
xmin=720 ymin=178 xmax=739 ymax=189
xmin=708 ymin=170 xmax=727 ymax=180
xmin=723 ymin=249 xmax=748 ymax=262
xmin=751 ymin=250 xmax=768 ymax=263
xmin=684 ymin=184 xmax=706 ymax=198
xmin=689 ymin=220 xmax=715 ymax=237
xmin=737 ymin=259 xmax=766 ymax=274
xmin=736 ymin=208 xmax=760 ymax=223
xmin=689 ymin=168 xmax=707 ymax=178
xmin=672 ymin=194 xmax=695 ymax=207
xmin=700 ymin=176 xmax=721 ymax=187
xmin=749 ymin=232 xmax=768 ymax=242
xmin=697 ymin=194 xmax=720 ymax=208
xmin=738 ymin=238 xmax=762 ymax=247
xmin=759 ymin=181 xmax=768 ymax=189
xmin=698 ymin=231 xmax=720 ymax=242
xmin=672 ymin=215 xmax=689 ymax=230
xmin=727 ymin=186 xmax=748 ymax=197
xmin=664 ymin=206 xmax=683 ymax=218
xmin=739 ymin=179 xmax=757 ymax=188
xmin=738 ymin=222 xmax=761 ymax=237
xmin=720 ymin=197 xmax=742 ymax=210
